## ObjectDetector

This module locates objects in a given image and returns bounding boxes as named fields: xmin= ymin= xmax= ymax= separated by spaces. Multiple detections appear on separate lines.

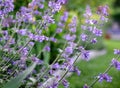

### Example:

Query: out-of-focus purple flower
xmin=91 ymin=38 xmax=97 ymax=44
xmin=62 ymin=79 xmax=69 ymax=88
xmin=48 ymin=1 xmax=62 ymax=13
xmin=0 ymin=0 xmax=14 ymax=17
xmin=31 ymin=56 xmax=43 ymax=64
xmin=44 ymin=45 xmax=50 ymax=52
xmin=80 ymin=33 xmax=88 ymax=41
xmin=81 ymin=25 xmax=87 ymax=30
xmin=112 ymin=58 xmax=120 ymax=70
xmin=97 ymin=5 xmax=109 ymax=16
xmin=52 ymin=63 xmax=60 ymax=69
xmin=92 ymin=27 xmax=102 ymax=36
xmin=60 ymin=12 xmax=68 ymax=22
xmin=114 ymin=49 xmax=120 ymax=55
xmin=83 ymin=84 xmax=89 ymax=88
xmin=17 ymin=29 xmax=27 ymax=36
xmin=56 ymin=28 xmax=63 ymax=33
xmin=74 ymin=67 xmax=81 ymax=76
xmin=84 ymin=5 xmax=92 ymax=18
xmin=43 ymin=15 xmax=55 ymax=24
xmin=2 ymin=17 xmax=13 ymax=27
xmin=98 ymin=73 xmax=112 ymax=82
xmin=81 ymin=50 xmax=90 ymax=61
xmin=64 ymin=34 xmax=76 ymax=41
xmin=65 ymin=47 xmax=73 ymax=55
xmin=50 ymin=37 xmax=57 ymax=42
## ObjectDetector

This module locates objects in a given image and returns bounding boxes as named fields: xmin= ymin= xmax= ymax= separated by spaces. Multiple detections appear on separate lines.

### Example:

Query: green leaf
xmin=3 ymin=63 xmax=37 ymax=88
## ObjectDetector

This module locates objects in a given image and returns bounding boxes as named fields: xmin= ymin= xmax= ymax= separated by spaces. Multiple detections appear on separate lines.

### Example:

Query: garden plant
xmin=0 ymin=0 xmax=120 ymax=88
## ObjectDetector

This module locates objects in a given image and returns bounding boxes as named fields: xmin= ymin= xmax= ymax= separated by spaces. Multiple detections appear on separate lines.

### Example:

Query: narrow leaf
xmin=3 ymin=63 xmax=37 ymax=88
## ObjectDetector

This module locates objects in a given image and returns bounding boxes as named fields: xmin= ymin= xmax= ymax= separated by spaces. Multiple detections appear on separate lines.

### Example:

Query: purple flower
xmin=81 ymin=50 xmax=90 ymax=61
xmin=0 ymin=0 xmax=14 ymax=17
xmin=97 ymin=5 xmax=109 ymax=16
xmin=80 ymin=33 xmax=88 ymax=41
xmin=65 ymin=47 xmax=73 ymax=55
xmin=74 ymin=67 xmax=81 ymax=76
xmin=44 ymin=45 xmax=50 ymax=52
xmin=91 ymin=38 xmax=97 ymax=44
xmin=56 ymin=28 xmax=63 ymax=33
xmin=83 ymin=84 xmax=89 ymax=88
xmin=112 ymin=58 xmax=120 ymax=70
xmin=52 ymin=63 xmax=60 ymax=69
xmin=98 ymin=73 xmax=112 ymax=82
xmin=17 ymin=29 xmax=27 ymax=36
xmin=64 ymin=34 xmax=76 ymax=41
xmin=114 ymin=49 xmax=120 ymax=55
xmin=43 ymin=15 xmax=55 ymax=24
xmin=60 ymin=12 xmax=68 ymax=22
xmin=31 ymin=56 xmax=43 ymax=64
xmin=93 ymin=27 xmax=102 ymax=36
xmin=84 ymin=5 xmax=92 ymax=18
xmin=48 ymin=1 xmax=62 ymax=13
xmin=62 ymin=79 xmax=69 ymax=88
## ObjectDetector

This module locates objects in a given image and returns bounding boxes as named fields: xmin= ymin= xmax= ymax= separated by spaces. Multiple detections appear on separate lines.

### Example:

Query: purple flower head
xmin=80 ymin=33 xmax=88 ymax=41
xmin=93 ymin=27 xmax=102 ymax=36
xmin=112 ymin=58 xmax=120 ymax=70
xmin=81 ymin=50 xmax=90 ymax=61
xmin=83 ymin=84 xmax=89 ymax=88
xmin=0 ymin=0 xmax=14 ymax=17
xmin=62 ymin=79 xmax=69 ymax=88
xmin=47 ymin=81 xmax=58 ymax=88
xmin=56 ymin=28 xmax=63 ymax=33
xmin=91 ymin=38 xmax=97 ymax=44
xmin=31 ymin=56 xmax=43 ymax=64
xmin=64 ymin=34 xmax=76 ymax=41
xmin=50 ymin=37 xmax=57 ymax=42
xmin=48 ymin=1 xmax=62 ymax=13
xmin=17 ymin=29 xmax=27 ymax=36
xmin=60 ymin=11 xmax=68 ymax=22
xmin=69 ymin=17 xmax=77 ymax=28
xmin=81 ymin=25 xmax=87 ymax=30
xmin=43 ymin=15 xmax=55 ymax=24
xmin=98 ymin=73 xmax=112 ymax=82
xmin=97 ymin=5 xmax=109 ymax=16
xmin=65 ymin=46 xmax=73 ymax=55
xmin=114 ymin=49 xmax=120 ymax=55
xmin=84 ymin=5 xmax=92 ymax=18
xmin=44 ymin=45 xmax=50 ymax=52
xmin=52 ymin=63 xmax=60 ymax=69
xmin=74 ymin=67 xmax=81 ymax=76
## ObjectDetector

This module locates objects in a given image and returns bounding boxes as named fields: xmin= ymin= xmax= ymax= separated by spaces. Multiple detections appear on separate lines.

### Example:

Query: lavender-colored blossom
xmin=56 ymin=28 xmax=63 ymax=33
xmin=84 ymin=5 xmax=92 ymax=18
xmin=50 ymin=37 xmax=57 ymax=42
xmin=92 ymin=27 xmax=102 ymax=36
xmin=62 ymin=79 xmax=69 ymax=88
xmin=97 ymin=5 xmax=109 ymax=16
xmin=44 ymin=45 xmax=50 ymax=52
xmin=43 ymin=15 xmax=55 ymax=24
xmin=114 ymin=49 xmax=120 ymax=55
xmin=65 ymin=47 xmax=73 ymax=55
xmin=52 ymin=63 xmax=60 ymax=69
xmin=80 ymin=33 xmax=88 ymax=41
xmin=31 ymin=56 xmax=43 ymax=64
xmin=91 ymin=38 xmax=97 ymax=44
xmin=81 ymin=50 xmax=90 ymax=61
xmin=48 ymin=1 xmax=62 ymax=13
xmin=112 ymin=58 xmax=120 ymax=70
xmin=98 ymin=73 xmax=112 ymax=82
xmin=60 ymin=12 xmax=68 ymax=22
xmin=74 ymin=67 xmax=81 ymax=76
xmin=0 ymin=0 xmax=14 ymax=17
xmin=64 ymin=34 xmax=76 ymax=41
xmin=83 ymin=84 xmax=89 ymax=88
xmin=17 ymin=29 xmax=27 ymax=36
